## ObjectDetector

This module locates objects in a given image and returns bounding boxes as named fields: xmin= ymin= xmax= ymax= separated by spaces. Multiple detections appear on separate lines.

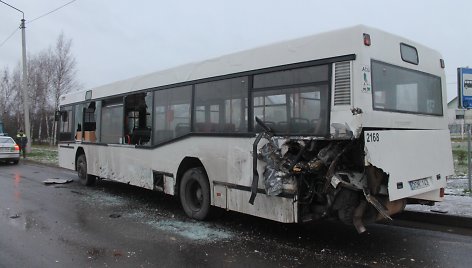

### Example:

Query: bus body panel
xmin=58 ymin=145 xmax=76 ymax=170
xmin=59 ymin=137 xmax=298 ymax=222
xmin=226 ymin=188 xmax=296 ymax=223
xmin=350 ymin=30 xmax=448 ymax=134
xmin=364 ymin=129 xmax=452 ymax=201
xmin=83 ymin=137 xmax=253 ymax=189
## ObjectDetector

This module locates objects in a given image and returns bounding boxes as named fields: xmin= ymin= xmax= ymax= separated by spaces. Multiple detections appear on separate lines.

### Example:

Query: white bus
xmin=57 ymin=25 xmax=453 ymax=233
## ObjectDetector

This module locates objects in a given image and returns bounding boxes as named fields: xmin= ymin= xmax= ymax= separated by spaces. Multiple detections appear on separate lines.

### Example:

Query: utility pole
xmin=0 ymin=1 xmax=31 ymax=153
xmin=20 ymin=18 xmax=31 ymax=153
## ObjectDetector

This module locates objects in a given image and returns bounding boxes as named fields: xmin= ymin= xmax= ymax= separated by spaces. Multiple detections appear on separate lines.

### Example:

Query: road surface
xmin=1 ymin=162 xmax=471 ymax=267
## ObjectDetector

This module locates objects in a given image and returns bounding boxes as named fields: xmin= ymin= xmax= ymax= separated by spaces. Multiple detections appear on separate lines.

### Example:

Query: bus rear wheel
xmin=77 ymin=154 xmax=96 ymax=186
xmin=180 ymin=167 xmax=211 ymax=220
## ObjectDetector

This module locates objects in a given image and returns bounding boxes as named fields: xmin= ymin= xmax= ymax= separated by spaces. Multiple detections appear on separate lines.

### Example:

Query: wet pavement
xmin=407 ymin=177 xmax=472 ymax=218
xmin=1 ymin=162 xmax=472 ymax=267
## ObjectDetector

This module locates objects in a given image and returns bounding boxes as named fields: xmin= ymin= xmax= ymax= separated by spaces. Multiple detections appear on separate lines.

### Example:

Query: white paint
xmin=364 ymin=130 xmax=453 ymax=201
xmin=213 ymin=184 xmax=227 ymax=209
xmin=163 ymin=176 xmax=175 ymax=195
xmin=227 ymin=188 xmax=296 ymax=223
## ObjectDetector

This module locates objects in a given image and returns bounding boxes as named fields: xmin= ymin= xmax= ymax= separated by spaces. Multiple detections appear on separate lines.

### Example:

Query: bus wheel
xmin=180 ymin=167 xmax=211 ymax=220
xmin=77 ymin=154 xmax=96 ymax=186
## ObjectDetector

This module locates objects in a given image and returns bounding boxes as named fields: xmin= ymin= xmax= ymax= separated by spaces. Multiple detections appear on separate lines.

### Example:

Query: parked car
xmin=0 ymin=136 xmax=20 ymax=164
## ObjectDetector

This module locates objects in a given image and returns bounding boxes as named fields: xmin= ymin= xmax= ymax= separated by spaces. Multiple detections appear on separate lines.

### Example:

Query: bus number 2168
xmin=366 ymin=132 xmax=380 ymax=143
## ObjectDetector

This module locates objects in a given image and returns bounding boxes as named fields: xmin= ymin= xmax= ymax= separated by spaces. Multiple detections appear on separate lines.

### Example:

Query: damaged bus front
xmin=251 ymin=37 xmax=453 ymax=233
xmin=252 ymin=121 xmax=452 ymax=233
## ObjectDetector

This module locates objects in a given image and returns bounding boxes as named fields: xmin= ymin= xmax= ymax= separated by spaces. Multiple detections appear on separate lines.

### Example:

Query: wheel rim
xmin=186 ymin=179 xmax=203 ymax=211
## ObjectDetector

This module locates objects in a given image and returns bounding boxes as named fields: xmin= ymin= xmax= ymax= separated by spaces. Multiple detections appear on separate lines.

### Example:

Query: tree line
xmin=0 ymin=33 xmax=80 ymax=144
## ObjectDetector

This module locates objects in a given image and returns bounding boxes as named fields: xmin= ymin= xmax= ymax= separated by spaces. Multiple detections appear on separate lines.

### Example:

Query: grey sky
xmin=1 ymin=0 xmax=470 ymax=101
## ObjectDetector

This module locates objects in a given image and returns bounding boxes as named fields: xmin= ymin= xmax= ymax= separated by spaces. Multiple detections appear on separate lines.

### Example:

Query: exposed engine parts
xmin=250 ymin=118 xmax=405 ymax=233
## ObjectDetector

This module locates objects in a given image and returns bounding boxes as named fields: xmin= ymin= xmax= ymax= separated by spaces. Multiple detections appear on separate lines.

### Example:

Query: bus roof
xmin=60 ymin=25 xmax=438 ymax=105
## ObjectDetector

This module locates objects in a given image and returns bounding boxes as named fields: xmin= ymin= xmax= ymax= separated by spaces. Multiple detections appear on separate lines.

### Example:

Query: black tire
xmin=179 ymin=167 xmax=211 ymax=220
xmin=12 ymin=159 xmax=19 ymax=165
xmin=76 ymin=154 xmax=96 ymax=186
xmin=334 ymin=189 xmax=360 ymax=225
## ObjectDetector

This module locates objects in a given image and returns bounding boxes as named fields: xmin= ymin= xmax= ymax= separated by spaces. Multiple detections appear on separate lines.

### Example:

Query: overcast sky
xmin=1 ymin=0 xmax=471 ymax=101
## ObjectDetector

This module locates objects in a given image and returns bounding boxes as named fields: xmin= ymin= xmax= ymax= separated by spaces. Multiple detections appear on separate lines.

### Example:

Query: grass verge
xmin=27 ymin=145 xmax=58 ymax=166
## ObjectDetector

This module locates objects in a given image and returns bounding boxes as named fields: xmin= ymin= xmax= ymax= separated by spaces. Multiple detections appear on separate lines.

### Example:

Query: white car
xmin=0 ymin=136 xmax=20 ymax=164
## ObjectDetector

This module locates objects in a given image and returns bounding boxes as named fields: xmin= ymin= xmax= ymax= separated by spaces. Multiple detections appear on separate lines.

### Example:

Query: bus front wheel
xmin=180 ymin=167 xmax=211 ymax=220
xmin=77 ymin=154 xmax=96 ymax=186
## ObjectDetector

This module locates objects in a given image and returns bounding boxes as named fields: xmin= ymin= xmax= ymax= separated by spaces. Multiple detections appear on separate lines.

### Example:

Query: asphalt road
xmin=1 ymin=161 xmax=472 ymax=267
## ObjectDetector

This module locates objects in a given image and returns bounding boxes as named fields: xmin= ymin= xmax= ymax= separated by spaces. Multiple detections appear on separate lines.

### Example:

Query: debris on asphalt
xmin=109 ymin=214 xmax=121 ymax=218
xmin=70 ymin=190 xmax=85 ymax=195
xmin=148 ymin=219 xmax=233 ymax=241
xmin=9 ymin=214 xmax=20 ymax=219
xmin=43 ymin=178 xmax=73 ymax=185
xmin=430 ymin=209 xmax=448 ymax=214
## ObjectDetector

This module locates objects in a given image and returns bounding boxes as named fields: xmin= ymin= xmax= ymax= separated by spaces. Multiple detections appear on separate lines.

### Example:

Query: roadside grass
xmin=451 ymin=138 xmax=469 ymax=176
xmin=28 ymin=145 xmax=58 ymax=166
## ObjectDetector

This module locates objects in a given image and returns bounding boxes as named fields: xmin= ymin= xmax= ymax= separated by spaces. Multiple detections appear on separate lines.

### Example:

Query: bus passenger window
xmin=125 ymin=92 xmax=152 ymax=145
xmin=83 ymin=102 xmax=97 ymax=142
xmin=74 ymin=104 xmax=84 ymax=141
xmin=58 ymin=106 xmax=73 ymax=141
xmin=154 ymin=85 xmax=192 ymax=144
xmin=101 ymin=97 xmax=124 ymax=144
xmin=194 ymin=77 xmax=248 ymax=133
xmin=252 ymin=65 xmax=330 ymax=136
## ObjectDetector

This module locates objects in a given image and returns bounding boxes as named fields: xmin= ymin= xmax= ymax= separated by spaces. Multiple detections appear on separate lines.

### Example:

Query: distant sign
xmin=459 ymin=68 xmax=472 ymax=109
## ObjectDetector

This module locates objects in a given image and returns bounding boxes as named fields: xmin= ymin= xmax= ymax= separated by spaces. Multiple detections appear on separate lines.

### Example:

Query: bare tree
xmin=10 ymin=67 xmax=24 ymax=132
xmin=0 ymin=67 xmax=18 ymax=135
xmin=26 ymin=50 xmax=56 ymax=143
xmin=50 ymin=32 xmax=81 ymax=144
xmin=2 ymin=32 xmax=80 ymax=144
xmin=0 ymin=67 xmax=14 ymax=119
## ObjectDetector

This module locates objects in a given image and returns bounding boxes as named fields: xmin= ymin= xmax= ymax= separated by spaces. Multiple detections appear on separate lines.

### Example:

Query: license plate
xmin=0 ymin=147 xmax=10 ymax=152
xmin=409 ymin=178 xmax=430 ymax=190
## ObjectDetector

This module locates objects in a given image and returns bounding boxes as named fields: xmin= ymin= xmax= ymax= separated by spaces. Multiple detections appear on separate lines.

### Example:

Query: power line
xmin=0 ymin=26 xmax=20 ymax=48
xmin=0 ymin=1 xmax=78 ymax=47
xmin=27 ymin=0 xmax=78 ymax=24
xmin=0 ymin=0 xmax=24 ymax=17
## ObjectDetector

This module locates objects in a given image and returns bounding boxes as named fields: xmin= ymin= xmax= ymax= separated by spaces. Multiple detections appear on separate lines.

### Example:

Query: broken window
xmin=83 ymin=101 xmax=97 ymax=142
xmin=154 ymin=85 xmax=192 ymax=144
xmin=58 ymin=105 xmax=73 ymax=141
xmin=194 ymin=77 xmax=248 ymax=133
xmin=125 ymin=92 xmax=153 ymax=145
xmin=74 ymin=104 xmax=84 ymax=141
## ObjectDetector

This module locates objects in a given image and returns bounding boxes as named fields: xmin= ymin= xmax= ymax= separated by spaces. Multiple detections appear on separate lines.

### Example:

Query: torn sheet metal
xmin=43 ymin=178 xmax=73 ymax=185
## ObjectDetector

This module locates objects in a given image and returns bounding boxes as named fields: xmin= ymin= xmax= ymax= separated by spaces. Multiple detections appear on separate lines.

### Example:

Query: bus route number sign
xmin=366 ymin=132 xmax=380 ymax=143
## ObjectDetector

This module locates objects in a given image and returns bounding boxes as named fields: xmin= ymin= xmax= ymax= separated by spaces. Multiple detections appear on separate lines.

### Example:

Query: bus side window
xmin=101 ymin=97 xmax=124 ymax=144
xmin=194 ymin=77 xmax=248 ymax=133
xmin=124 ymin=92 xmax=152 ymax=145
xmin=154 ymin=85 xmax=192 ymax=145
xmin=58 ymin=106 xmax=74 ymax=141
xmin=83 ymin=102 xmax=97 ymax=142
